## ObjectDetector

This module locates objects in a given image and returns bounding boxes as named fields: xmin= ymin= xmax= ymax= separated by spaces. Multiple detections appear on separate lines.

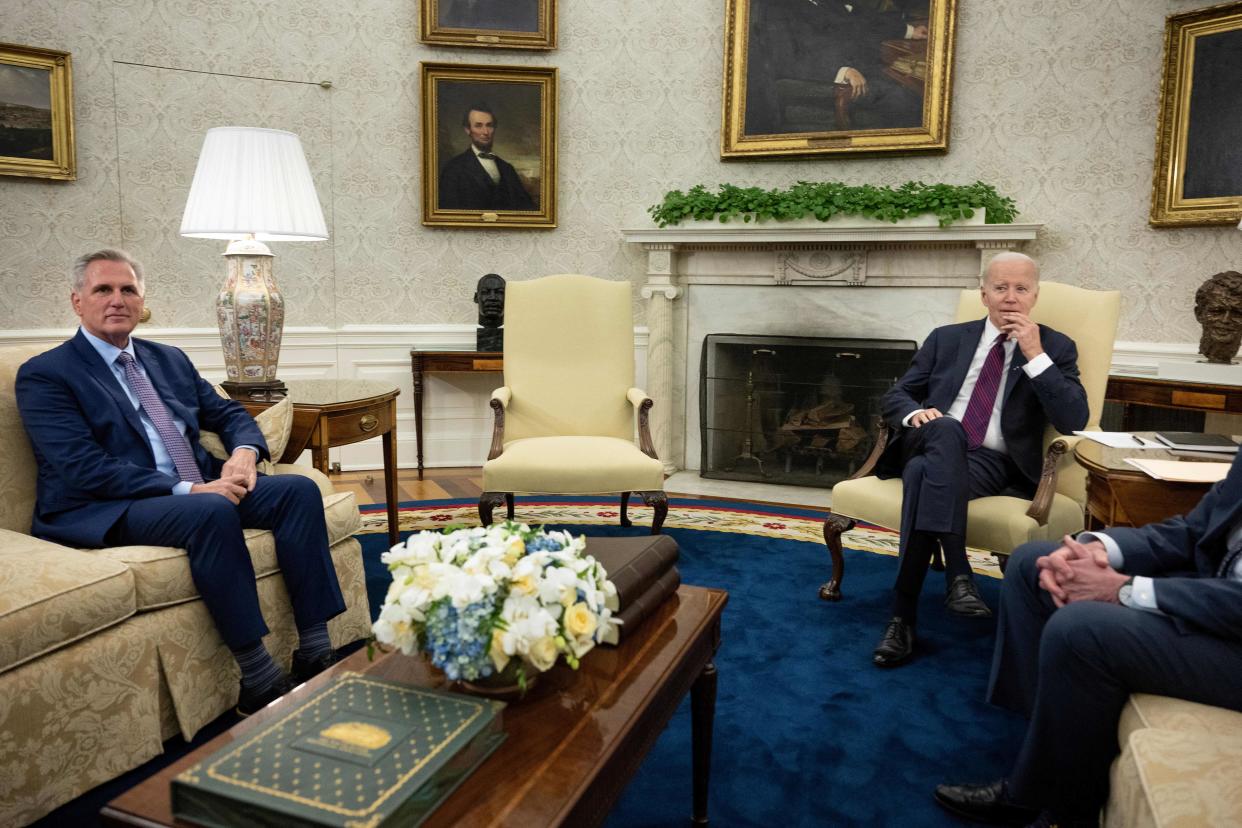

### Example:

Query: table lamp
xmin=180 ymin=126 xmax=328 ymax=399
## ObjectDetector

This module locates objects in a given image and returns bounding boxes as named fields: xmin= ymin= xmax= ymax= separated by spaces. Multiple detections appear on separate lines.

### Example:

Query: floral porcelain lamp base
xmin=216 ymin=237 xmax=287 ymax=399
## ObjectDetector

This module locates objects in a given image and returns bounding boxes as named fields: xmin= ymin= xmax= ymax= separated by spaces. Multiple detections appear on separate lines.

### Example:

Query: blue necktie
xmin=116 ymin=352 xmax=204 ymax=484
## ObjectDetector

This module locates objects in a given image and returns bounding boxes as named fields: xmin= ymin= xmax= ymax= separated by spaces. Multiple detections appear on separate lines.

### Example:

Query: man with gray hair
xmin=870 ymin=252 xmax=1089 ymax=667
xmin=17 ymin=249 xmax=348 ymax=716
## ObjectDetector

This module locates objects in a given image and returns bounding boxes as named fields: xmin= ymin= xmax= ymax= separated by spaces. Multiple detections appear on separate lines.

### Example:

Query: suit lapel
xmin=70 ymin=332 xmax=149 ymax=443
xmin=1002 ymin=345 xmax=1028 ymax=404
xmin=948 ymin=320 xmax=984 ymax=399
xmin=134 ymin=340 xmax=194 ymax=427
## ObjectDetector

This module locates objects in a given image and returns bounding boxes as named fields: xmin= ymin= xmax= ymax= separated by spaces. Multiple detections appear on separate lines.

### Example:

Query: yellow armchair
xmin=479 ymin=274 xmax=667 ymax=532
xmin=819 ymin=281 xmax=1121 ymax=599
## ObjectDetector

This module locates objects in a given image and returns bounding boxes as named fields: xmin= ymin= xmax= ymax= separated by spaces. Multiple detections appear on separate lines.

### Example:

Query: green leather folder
xmin=172 ymin=672 xmax=505 ymax=827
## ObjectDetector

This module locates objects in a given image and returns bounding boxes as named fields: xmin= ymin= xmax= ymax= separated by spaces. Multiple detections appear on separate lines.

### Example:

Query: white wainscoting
xmin=2 ymin=325 xmax=650 ymax=473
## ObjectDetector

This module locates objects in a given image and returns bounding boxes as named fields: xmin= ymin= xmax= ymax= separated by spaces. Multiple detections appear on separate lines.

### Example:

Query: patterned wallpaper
xmin=1 ymin=0 xmax=1238 ymax=343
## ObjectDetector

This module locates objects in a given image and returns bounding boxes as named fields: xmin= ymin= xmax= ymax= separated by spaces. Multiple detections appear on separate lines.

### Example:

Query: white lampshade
xmin=180 ymin=127 xmax=328 ymax=241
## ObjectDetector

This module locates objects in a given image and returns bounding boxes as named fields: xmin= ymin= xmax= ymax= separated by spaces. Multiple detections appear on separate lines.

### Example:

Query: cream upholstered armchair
xmin=818 ymin=281 xmax=1121 ymax=600
xmin=478 ymin=274 xmax=667 ymax=533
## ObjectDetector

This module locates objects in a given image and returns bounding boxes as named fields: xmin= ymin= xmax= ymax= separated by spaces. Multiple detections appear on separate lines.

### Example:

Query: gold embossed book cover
xmin=172 ymin=672 xmax=505 ymax=827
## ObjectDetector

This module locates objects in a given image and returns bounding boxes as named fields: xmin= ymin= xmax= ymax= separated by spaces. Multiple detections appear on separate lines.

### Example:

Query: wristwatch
xmin=1117 ymin=576 xmax=1135 ymax=607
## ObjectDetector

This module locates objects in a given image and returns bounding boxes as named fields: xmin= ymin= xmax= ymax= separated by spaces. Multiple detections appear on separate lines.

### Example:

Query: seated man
xmin=872 ymin=252 xmax=1088 ymax=667
xmin=16 ymin=249 xmax=347 ymax=715
xmin=935 ymin=449 xmax=1242 ymax=826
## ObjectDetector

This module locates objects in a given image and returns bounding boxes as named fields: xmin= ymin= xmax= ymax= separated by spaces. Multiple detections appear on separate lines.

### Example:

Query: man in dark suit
xmin=872 ymin=252 xmax=1089 ymax=667
xmin=16 ymin=249 xmax=347 ymax=715
xmin=438 ymin=104 xmax=536 ymax=212
xmin=935 ymin=449 xmax=1242 ymax=826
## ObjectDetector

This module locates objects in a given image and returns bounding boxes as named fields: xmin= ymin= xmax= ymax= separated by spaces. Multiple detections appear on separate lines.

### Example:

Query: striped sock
xmin=296 ymin=622 xmax=332 ymax=661
xmin=231 ymin=641 xmax=282 ymax=694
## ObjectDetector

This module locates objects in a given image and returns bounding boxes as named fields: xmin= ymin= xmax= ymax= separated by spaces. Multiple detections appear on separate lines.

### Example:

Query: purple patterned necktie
xmin=115 ymin=351 xmax=204 ymax=483
xmin=960 ymin=333 xmax=1008 ymax=450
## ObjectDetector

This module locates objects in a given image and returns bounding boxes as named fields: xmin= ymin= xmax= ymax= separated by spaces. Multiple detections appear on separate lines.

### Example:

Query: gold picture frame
xmin=720 ymin=0 xmax=956 ymax=159
xmin=420 ymin=0 xmax=555 ymax=50
xmin=421 ymin=62 xmax=556 ymax=229
xmin=0 ymin=42 xmax=75 ymax=180
xmin=1149 ymin=1 xmax=1242 ymax=227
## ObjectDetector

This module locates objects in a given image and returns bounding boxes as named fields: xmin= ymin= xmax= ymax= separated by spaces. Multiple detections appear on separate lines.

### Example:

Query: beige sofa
xmin=1107 ymin=693 xmax=1242 ymax=827
xmin=0 ymin=345 xmax=372 ymax=827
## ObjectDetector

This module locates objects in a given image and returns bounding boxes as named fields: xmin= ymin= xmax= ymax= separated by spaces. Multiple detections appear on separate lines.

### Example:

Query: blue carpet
xmin=360 ymin=519 xmax=1028 ymax=828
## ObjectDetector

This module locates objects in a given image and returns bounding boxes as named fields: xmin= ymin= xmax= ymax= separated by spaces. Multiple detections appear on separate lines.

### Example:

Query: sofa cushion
xmin=1108 ymin=726 xmax=1242 ymax=828
xmin=0 ymin=345 xmax=50 ymax=535
xmin=96 ymin=492 xmax=360 ymax=611
xmin=484 ymin=436 xmax=665 ymax=493
xmin=1119 ymin=693 xmax=1242 ymax=745
xmin=0 ymin=529 xmax=136 ymax=674
xmin=199 ymin=393 xmax=292 ymax=474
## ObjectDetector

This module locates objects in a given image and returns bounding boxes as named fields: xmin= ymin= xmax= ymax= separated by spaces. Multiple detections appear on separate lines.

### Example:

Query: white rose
xmin=527 ymin=636 xmax=559 ymax=672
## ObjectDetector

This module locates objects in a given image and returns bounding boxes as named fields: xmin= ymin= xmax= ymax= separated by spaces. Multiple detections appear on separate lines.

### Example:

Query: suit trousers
xmin=988 ymin=542 xmax=1242 ymax=816
xmin=891 ymin=418 xmax=1023 ymax=597
xmin=107 ymin=474 xmax=346 ymax=650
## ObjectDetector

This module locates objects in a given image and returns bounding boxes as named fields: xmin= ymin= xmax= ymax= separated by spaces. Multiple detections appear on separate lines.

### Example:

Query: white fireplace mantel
xmin=621 ymin=219 xmax=1044 ymax=472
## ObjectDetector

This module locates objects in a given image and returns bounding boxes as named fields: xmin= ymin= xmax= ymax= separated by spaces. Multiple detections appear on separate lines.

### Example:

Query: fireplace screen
xmin=700 ymin=334 xmax=917 ymax=487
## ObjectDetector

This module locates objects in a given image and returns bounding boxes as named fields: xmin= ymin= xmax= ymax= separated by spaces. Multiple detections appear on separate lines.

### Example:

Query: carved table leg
xmin=505 ymin=493 xmax=514 ymax=521
xmin=640 ymin=491 xmax=668 ymax=534
xmin=619 ymin=491 xmax=632 ymax=527
xmin=478 ymin=492 xmax=506 ymax=526
xmin=820 ymin=513 xmax=854 ymax=601
xmin=691 ymin=660 xmax=717 ymax=826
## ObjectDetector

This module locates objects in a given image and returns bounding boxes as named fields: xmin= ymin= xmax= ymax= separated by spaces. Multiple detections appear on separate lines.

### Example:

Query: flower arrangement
xmin=371 ymin=522 xmax=620 ymax=689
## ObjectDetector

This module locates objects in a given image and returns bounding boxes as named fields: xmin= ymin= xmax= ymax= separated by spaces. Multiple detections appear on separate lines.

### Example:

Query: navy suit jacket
xmin=16 ymin=331 xmax=268 ymax=548
xmin=1105 ymin=451 xmax=1242 ymax=644
xmin=438 ymin=148 xmax=536 ymax=211
xmin=879 ymin=319 xmax=1089 ymax=487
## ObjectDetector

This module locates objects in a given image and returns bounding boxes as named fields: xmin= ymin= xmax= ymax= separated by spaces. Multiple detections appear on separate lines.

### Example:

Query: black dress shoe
xmin=933 ymin=779 xmax=1040 ymax=826
xmin=872 ymin=617 xmax=914 ymax=667
xmin=945 ymin=574 xmax=993 ymax=617
xmin=236 ymin=674 xmax=295 ymax=717
xmin=291 ymin=648 xmax=341 ymax=684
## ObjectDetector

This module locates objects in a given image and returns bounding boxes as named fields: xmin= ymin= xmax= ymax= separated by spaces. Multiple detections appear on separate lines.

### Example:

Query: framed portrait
xmin=420 ymin=0 xmax=555 ymax=50
xmin=720 ymin=0 xmax=956 ymax=159
xmin=1149 ymin=1 xmax=1242 ymax=227
xmin=421 ymin=62 xmax=557 ymax=229
xmin=0 ymin=42 xmax=75 ymax=180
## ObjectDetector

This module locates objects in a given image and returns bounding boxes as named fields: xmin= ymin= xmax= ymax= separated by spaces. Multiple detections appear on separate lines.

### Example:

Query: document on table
xmin=1123 ymin=458 xmax=1232 ymax=484
xmin=1073 ymin=431 xmax=1164 ymax=449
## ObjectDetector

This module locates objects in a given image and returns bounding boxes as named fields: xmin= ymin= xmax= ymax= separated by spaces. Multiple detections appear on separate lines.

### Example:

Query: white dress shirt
xmin=902 ymin=318 xmax=1053 ymax=454
xmin=472 ymin=145 xmax=501 ymax=184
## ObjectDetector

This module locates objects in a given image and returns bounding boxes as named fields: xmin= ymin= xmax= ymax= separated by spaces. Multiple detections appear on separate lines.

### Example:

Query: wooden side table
xmin=230 ymin=380 xmax=401 ymax=547
xmin=409 ymin=350 xmax=503 ymax=479
xmin=1073 ymin=436 xmax=1217 ymax=529
xmin=1106 ymin=375 xmax=1242 ymax=430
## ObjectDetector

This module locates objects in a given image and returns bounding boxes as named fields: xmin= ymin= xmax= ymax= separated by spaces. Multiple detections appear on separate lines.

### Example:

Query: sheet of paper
xmin=1073 ymin=431 xmax=1164 ymax=449
xmin=1123 ymin=458 xmax=1231 ymax=484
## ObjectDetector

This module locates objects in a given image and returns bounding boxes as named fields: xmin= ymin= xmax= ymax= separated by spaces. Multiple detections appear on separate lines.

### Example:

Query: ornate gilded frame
xmin=0 ymin=42 xmax=75 ymax=180
xmin=422 ymin=63 xmax=556 ymax=229
xmin=420 ymin=0 xmax=555 ymax=50
xmin=720 ymin=0 xmax=956 ymax=159
xmin=1149 ymin=1 xmax=1242 ymax=227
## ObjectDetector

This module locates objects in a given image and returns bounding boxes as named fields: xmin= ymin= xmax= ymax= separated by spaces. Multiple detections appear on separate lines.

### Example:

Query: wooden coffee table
xmin=100 ymin=585 xmax=727 ymax=827
xmin=1074 ymin=435 xmax=1219 ymax=529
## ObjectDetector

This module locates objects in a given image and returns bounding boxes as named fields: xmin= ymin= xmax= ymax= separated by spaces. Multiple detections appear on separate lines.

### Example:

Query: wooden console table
xmin=410 ymin=350 xmax=503 ymax=479
xmin=1106 ymin=375 xmax=1242 ymax=430
xmin=229 ymin=380 xmax=401 ymax=547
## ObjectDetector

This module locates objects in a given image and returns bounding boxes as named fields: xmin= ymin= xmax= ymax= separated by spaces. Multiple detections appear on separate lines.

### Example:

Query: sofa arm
xmin=269 ymin=463 xmax=335 ymax=498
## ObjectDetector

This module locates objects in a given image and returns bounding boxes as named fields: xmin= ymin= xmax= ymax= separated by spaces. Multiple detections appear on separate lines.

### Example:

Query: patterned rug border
xmin=358 ymin=497 xmax=1003 ymax=579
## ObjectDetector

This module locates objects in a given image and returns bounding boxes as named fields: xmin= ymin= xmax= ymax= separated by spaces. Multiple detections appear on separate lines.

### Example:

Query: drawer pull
xmin=359 ymin=414 xmax=379 ymax=432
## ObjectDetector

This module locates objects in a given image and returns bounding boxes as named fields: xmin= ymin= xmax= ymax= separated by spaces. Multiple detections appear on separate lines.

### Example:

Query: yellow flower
xmin=528 ymin=636 xmax=558 ymax=671
xmin=504 ymin=537 xmax=525 ymax=565
xmin=489 ymin=628 xmax=510 ymax=672
xmin=513 ymin=575 xmax=537 ymax=595
xmin=564 ymin=602 xmax=597 ymax=638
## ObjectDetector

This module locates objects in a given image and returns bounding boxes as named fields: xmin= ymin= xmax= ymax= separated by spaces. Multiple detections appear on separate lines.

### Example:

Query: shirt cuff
xmin=1022 ymin=352 xmax=1053 ymax=377
xmin=834 ymin=67 xmax=852 ymax=84
xmin=172 ymin=481 xmax=194 ymax=496
xmin=904 ymin=23 xmax=915 ymax=38
xmin=238 ymin=445 xmax=260 ymax=457
xmin=1078 ymin=531 xmax=1124 ymax=569
xmin=901 ymin=409 xmax=922 ymax=427
xmin=1126 ymin=576 xmax=1161 ymax=612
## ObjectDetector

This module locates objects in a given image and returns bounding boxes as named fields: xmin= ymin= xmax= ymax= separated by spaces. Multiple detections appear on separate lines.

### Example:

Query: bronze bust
xmin=474 ymin=273 xmax=505 ymax=352
xmin=1194 ymin=271 xmax=1242 ymax=364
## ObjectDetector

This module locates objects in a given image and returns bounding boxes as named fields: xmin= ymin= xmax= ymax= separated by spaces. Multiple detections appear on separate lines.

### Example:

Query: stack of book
xmin=586 ymin=535 xmax=680 ymax=645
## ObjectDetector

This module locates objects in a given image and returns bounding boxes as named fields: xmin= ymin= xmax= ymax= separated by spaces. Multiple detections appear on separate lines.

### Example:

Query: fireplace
xmin=699 ymin=334 xmax=916 ymax=487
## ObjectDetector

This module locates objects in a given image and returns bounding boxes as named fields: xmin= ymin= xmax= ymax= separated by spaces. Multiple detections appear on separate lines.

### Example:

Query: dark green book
xmin=172 ymin=672 xmax=505 ymax=827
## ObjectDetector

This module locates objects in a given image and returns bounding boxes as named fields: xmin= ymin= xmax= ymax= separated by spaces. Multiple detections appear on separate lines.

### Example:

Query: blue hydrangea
xmin=525 ymin=534 xmax=564 ymax=553
xmin=423 ymin=596 xmax=498 ymax=681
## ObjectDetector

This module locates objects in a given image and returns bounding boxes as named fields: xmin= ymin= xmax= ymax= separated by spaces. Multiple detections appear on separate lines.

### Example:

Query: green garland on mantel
xmin=647 ymin=180 xmax=1018 ymax=229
